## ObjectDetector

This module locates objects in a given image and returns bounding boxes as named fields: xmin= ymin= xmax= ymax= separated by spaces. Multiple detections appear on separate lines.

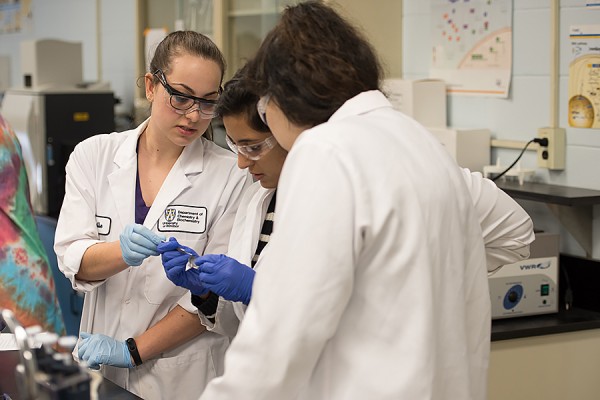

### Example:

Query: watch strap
xmin=126 ymin=337 xmax=143 ymax=366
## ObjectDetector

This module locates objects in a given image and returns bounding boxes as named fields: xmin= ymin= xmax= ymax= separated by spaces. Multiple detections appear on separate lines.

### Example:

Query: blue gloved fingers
xmin=161 ymin=250 xmax=188 ymax=265
xmin=163 ymin=261 xmax=188 ymax=281
xmin=164 ymin=254 xmax=193 ymax=270
xmin=195 ymin=254 xmax=226 ymax=264
xmin=197 ymin=256 xmax=256 ymax=304
xmin=132 ymin=224 xmax=165 ymax=246
xmin=157 ymin=237 xmax=181 ymax=253
xmin=78 ymin=339 xmax=98 ymax=368
xmin=76 ymin=333 xmax=133 ymax=369
xmin=120 ymin=224 xmax=163 ymax=266
xmin=128 ymin=231 xmax=161 ymax=255
xmin=197 ymin=263 xmax=227 ymax=285
xmin=78 ymin=337 xmax=90 ymax=359
xmin=126 ymin=240 xmax=160 ymax=257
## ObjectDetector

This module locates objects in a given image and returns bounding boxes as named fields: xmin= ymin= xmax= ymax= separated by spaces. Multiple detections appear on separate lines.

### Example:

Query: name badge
xmin=158 ymin=205 xmax=207 ymax=234
xmin=95 ymin=215 xmax=111 ymax=235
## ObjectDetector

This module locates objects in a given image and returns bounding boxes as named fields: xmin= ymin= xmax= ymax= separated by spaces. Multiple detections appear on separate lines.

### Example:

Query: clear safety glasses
xmin=256 ymin=94 xmax=271 ymax=126
xmin=154 ymin=70 xmax=221 ymax=119
xmin=225 ymin=135 xmax=277 ymax=161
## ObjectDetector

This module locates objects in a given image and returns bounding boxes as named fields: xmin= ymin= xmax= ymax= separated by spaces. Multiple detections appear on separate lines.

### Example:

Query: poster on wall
xmin=0 ymin=0 xmax=32 ymax=34
xmin=568 ymin=25 xmax=600 ymax=129
xmin=429 ymin=0 xmax=512 ymax=98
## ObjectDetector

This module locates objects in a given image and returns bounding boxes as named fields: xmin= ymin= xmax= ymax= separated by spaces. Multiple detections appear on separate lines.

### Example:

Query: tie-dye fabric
xmin=0 ymin=113 xmax=65 ymax=335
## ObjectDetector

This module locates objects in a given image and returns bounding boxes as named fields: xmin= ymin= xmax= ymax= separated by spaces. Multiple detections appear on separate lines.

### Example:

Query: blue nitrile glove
xmin=157 ymin=237 xmax=209 ymax=296
xmin=119 ymin=223 xmax=165 ymax=266
xmin=196 ymin=254 xmax=255 ymax=305
xmin=78 ymin=332 xmax=133 ymax=370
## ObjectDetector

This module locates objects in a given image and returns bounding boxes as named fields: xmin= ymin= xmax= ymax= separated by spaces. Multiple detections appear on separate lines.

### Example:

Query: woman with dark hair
xmin=54 ymin=31 xmax=251 ymax=399
xmin=159 ymin=65 xmax=287 ymax=334
xmin=197 ymin=2 xmax=532 ymax=400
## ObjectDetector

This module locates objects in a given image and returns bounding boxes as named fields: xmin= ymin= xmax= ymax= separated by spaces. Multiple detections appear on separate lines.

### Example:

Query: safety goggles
xmin=154 ymin=70 xmax=221 ymax=119
xmin=256 ymin=94 xmax=271 ymax=126
xmin=225 ymin=135 xmax=277 ymax=161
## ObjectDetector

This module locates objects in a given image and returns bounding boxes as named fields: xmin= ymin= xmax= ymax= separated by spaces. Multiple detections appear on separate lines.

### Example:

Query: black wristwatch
xmin=126 ymin=337 xmax=143 ymax=366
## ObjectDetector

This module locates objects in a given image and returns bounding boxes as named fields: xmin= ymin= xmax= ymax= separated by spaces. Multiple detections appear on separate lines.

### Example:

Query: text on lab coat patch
xmin=95 ymin=215 xmax=111 ymax=235
xmin=158 ymin=205 xmax=207 ymax=234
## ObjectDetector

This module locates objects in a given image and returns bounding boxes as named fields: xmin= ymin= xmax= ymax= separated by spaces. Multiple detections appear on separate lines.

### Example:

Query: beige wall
xmin=326 ymin=0 xmax=403 ymax=78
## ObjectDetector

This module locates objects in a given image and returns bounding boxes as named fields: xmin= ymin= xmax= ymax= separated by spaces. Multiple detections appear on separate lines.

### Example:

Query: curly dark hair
xmin=246 ymin=1 xmax=383 ymax=128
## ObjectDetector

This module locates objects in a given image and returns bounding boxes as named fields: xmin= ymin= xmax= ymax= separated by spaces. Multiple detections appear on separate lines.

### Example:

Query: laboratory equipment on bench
xmin=489 ymin=232 xmax=559 ymax=319
xmin=0 ymin=308 xmax=96 ymax=400
xmin=0 ymin=39 xmax=115 ymax=217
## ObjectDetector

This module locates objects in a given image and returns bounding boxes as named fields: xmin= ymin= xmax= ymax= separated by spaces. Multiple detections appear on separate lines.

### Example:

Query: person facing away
xmin=193 ymin=2 xmax=534 ymax=400
xmin=0 ymin=112 xmax=66 ymax=335
xmin=53 ymin=31 xmax=251 ymax=400
xmin=159 ymin=67 xmax=534 ymax=341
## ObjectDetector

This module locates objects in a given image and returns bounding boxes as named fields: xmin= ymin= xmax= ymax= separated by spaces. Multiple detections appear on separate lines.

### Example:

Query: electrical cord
xmin=491 ymin=138 xmax=549 ymax=182
xmin=561 ymin=264 xmax=573 ymax=311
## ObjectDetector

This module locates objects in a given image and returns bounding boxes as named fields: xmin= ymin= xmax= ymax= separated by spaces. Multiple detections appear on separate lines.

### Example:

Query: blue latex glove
xmin=196 ymin=254 xmax=255 ymax=305
xmin=157 ymin=237 xmax=209 ymax=296
xmin=119 ymin=223 xmax=165 ymax=266
xmin=78 ymin=332 xmax=133 ymax=370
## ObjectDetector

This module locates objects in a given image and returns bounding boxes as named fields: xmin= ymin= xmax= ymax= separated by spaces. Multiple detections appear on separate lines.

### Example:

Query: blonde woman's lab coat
xmin=200 ymin=90 xmax=522 ymax=400
xmin=54 ymin=119 xmax=251 ymax=400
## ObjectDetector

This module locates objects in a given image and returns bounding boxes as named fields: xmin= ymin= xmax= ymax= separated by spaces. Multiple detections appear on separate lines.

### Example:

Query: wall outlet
xmin=537 ymin=127 xmax=566 ymax=170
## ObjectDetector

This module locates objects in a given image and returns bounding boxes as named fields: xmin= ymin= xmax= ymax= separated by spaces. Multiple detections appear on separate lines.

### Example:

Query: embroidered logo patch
xmin=158 ymin=205 xmax=207 ymax=234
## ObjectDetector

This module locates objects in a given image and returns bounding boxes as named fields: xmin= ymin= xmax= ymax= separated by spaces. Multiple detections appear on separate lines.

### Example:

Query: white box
xmin=20 ymin=39 xmax=83 ymax=89
xmin=383 ymin=78 xmax=447 ymax=128
xmin=428 ymin=127 xmax=491 ymax=173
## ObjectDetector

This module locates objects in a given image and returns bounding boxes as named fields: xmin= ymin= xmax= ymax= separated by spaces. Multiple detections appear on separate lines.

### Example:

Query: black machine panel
xmin=44 ymin=93 xmax=115 ymax=217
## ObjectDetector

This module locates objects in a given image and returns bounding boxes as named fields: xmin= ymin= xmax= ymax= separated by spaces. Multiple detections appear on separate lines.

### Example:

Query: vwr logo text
xmin=520 ymin=261 xmax=551 ymax=271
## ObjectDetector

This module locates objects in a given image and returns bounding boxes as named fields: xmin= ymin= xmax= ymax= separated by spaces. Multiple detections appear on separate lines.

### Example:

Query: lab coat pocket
xmin=143 ymin=234 xmax=208 ymax=305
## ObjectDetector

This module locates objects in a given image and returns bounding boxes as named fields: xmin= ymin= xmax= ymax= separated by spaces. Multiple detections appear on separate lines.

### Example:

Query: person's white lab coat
xmin=54 ymin=118 xmax=251 ymax=400
xmin=461 ymin=169 xmax=534 ymax=273
xmin=199 ymin=90 xmax=515 ymax=400
xmin=199 ymin=170 xmax=533 ymax=339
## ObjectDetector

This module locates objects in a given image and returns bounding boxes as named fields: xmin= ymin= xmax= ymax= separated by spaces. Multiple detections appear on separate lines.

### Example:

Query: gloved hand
xmin=119 ymin=224 xmax=165 ymax=266
xmin=157 ymin=237 xmax=209 ymax=296
xmin=196 ymin=254 xmax=255 ymax=305
xmin=78 ymin=332 xmax=133 ymax=370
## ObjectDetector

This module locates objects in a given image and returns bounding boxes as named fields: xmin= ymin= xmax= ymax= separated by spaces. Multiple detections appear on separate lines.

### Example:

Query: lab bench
xmin=491 ymin=307 xmax=600 ymax=341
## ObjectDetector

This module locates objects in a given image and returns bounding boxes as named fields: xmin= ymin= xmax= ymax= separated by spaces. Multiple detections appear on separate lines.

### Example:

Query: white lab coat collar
xmin=294 ymin=90 xmax=392 ymax=148
xmin=108 ymin=117 xmax=208 ymax=229
xmin=328 ymin=90 xmax=392 ymax=122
